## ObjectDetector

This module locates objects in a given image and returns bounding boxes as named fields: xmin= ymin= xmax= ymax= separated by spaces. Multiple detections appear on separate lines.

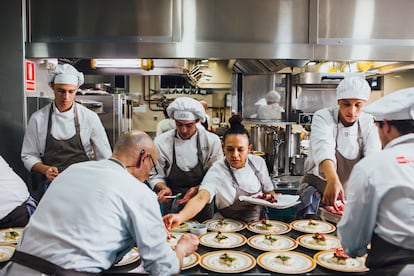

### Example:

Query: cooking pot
xmin=290 ymin=154 xmax=306 ymax=176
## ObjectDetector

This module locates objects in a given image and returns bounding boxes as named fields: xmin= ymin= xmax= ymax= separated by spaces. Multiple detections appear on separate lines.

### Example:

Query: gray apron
xmin=43 ymin=103 xmax=89 ymax=173
xmin=163 ymin=131 xmax=213 ymax=222
xmin=301 ymin=117 xmax=364 ymax=195
xmin=219 ymin=157 xmax=265 ymax=222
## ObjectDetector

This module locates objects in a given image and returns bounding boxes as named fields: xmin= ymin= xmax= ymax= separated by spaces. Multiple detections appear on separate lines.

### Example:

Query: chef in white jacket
xmin=338 ymin=88 xmax=414 ymax=273
xmin=149 ymin=97 xmax=223 ymax=222
xmin=21 ymin=64 xmax=111 ymax=191
xmin=257 ymin=90 xmax=285 ymax=120
xmin=297 ymin=77 xmax=381 ymax=217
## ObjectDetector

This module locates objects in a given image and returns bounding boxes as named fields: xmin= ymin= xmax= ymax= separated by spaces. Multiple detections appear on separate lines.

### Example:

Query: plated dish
xmin=200 ymin=250 xmax=256 ymax=273
xmin=199 ymin=232 xmax=246 ymax=249
xmin=314 ymin=250 xmax=369 ymax=273
xmin=0 ymin=228 xmax=24 ymax=244
xmin=247 ymin=234 xmax=297 ymax=251
xmin=0 ymin=244 xmax=16 ymax=262
xmin=290 ymin=219 xmax=336 ymax=234
xmin=203 ymin=218 xmax=246 ymax=232
xmin=170 ymin=220 xmax=199 ymax=232
xmin=257 ymin=251 xmax=316 ymax=274
xmin=297 ymin=233 xmax=342 ymax=251
xmin=114 ymin=247 xmax=140 ymax=267
xmin=167 ymin=232 xmax=183 ymax=248
xmin=239 ymin=194 xmax=301 ymax=209
xmin=182 ymin=252 xmax=200 ymax=270
xmin=247 ymin=219 xmax=291 ymax=234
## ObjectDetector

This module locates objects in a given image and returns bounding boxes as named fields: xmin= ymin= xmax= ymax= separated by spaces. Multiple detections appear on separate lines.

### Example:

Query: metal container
xmin=289 ymin=154 xmax=306 ymax=176
xmin=250 ymin=125 xmax=266 ymax=152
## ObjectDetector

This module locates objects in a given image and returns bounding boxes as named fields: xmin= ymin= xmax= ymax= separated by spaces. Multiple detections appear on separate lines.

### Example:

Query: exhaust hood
xmin=232 ymin=59 xmax=309 ymax=74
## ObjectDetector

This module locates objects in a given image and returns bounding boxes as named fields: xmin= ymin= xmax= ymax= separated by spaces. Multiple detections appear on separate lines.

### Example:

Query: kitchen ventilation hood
xmin=232 ymin=59 xmax=309 ymax=74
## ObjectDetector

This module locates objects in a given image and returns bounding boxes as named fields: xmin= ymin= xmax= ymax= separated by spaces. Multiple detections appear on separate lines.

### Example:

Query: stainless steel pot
xmin=290 ymin=154 xmax=306 ymax=176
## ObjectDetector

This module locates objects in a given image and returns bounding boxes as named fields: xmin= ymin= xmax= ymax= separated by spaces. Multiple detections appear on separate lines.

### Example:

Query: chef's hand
xmin=322 ymin=178 xmax=345 ymax=211
xmin=175 ymin=233 xmax=199 ymax=258
xmin=157 ymin=187 xmax=173 ymax=203
xmin=163 ymin=213 xmax=182 ymax=230
xmin=45 ymin=166 xmax=59 ymax=181
xmin=176 ymin=186 xmax=198 ymax=205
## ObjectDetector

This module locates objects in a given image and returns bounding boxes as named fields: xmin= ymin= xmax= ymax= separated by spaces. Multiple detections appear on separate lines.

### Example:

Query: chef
xmin=337 ymin=88 xmax=414 ymax=273
xmin=297 ymin=77 xmax=381 ymax=217
xmin=21 ymin=64 xmax=112 ymax=191
xmin=257 ymin=90 xmax=285 ymax=120
xmin=149 ymin=97 xmax=223 ymax=222
xmin=163 ymin=114 xmax=276 ymax=227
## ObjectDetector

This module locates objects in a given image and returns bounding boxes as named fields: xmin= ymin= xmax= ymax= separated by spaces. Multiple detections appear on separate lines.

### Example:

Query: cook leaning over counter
xmin=148 ymin=97 xmax=223 ymax=222
xmin=163 ymin=114 xmax=276 ymax=228
xmin=21 ymin=64 xmax=112 ymax=192
xmin=338 ymin=88 xmax=414 ymax=274
xmin=297 ymin=77 xmax=381 ymax=217
xmin=1 ymin=130 xmax=199 ymax=276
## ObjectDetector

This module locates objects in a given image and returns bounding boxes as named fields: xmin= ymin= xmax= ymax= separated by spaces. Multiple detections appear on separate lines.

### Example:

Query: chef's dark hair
xmin=223 ymin=114 xmax=250 ymax=141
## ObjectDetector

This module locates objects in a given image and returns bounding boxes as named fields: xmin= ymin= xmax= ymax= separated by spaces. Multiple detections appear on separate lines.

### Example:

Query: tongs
xmin=163 ymin=193 xmax=182 ymax=199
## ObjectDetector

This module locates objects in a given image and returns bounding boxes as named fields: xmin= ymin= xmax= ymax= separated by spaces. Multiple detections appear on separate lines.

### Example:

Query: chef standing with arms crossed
xmin=148 ymin=97 xmax=223 ymax=222
xmin=338 ymin=88 xmax=414 ymax=275
xmin=297 ymin=77 xmax=381 ymax=217
xmin=21 ymin=64 xmax=112 ymax=192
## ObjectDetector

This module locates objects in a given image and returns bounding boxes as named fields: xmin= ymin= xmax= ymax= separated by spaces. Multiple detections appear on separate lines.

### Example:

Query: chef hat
xmin=265 ymin=90 xmax=281 ymax=104
xmin=363 ymin=87 xmax=414 ymax=121
xmin=48 ymin=64 xmax=84 ymax=87
xmin=167 ymin=97 xmax=206 ymax=122
xmin=336 ymin=76 xmax=371 ymax=101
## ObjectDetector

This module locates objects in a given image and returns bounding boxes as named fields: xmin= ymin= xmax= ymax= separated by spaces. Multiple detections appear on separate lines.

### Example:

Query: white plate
xmin=182 ymin=252 xmax=200 ymax=270
xmin=297 ymin=234 xmax=342 ymax=251
xmin=0 ymin=228 xmax=24 ymax=244
xmin=257 ymin=251 xmax=316 ymax=274
xmin=200 ymin=250 xmax=256 ymax=273
xmin=114 ymin=247 xmax=140 ymax=267
xmin=199 ymin=232 xmax=246 ymax=249
xmin=171 ymin=220 xmax=199 ymax=233
xmin=0 ymin=244 xmax=16 ymax=262
xmin=203 ymin=219 xmax=246 ymax=232
xmin=248 ymin=234 xmax=297 ymax=251
xmin=239 ymin=194 xmax=301 ymax=209
xmin=314 ymin=250 xmax=369 ymax=273
xmin=247 ymin=220 xmax=291 ymax=234
xmin=290 ymin=220 xmax=336 ymax=234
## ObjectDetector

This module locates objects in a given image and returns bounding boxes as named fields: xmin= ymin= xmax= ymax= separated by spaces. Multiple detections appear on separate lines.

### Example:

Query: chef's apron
xmin=366 ymin=233 xmax=414 ymax=270
xmin=163 ymin=131 xmax=213 ymax=222
xmin=301 ymin=117 xmax=364 ymax=195
xmin=10 ymin=250 xmax=99 ymax=276
xmin=218 ymin=157 xmax=265 ymax=222
xmin=42 ymin=104 xmax=89 ymax=190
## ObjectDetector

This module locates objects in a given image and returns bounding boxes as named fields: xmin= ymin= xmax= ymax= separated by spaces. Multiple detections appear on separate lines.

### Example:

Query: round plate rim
xmin=296 ymin=234 xmax=341 ymax=251
xmin=199 ymin=250 xmax=256 ymax=273
xmin=247 ymin=234 xmax=298 ymax=251
xmin=247 ymin=220 xmax=291 ymax=235
xmin=290 ymin=219 xmax=336 ymax=234
xmin=198 ymin=232 xmax=247 ymax=248
xmin=313 ymin=250 xmax=369 ymax=273
xmin=182 ymin=252 xmax=201 ymax=270
xmin=203 ymin=219 xmax=246 ymax=232
xmin=257 ymin=250 xmax=317 ymax=274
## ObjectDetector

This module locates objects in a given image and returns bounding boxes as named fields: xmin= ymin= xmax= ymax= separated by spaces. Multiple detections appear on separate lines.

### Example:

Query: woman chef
xmin=163 ymin=114 xmax=276 ymax=227
xmin=297 ymin=76 xmax=381 ymax=217
xmin=21 ymin=64 xmax=112 ymax=191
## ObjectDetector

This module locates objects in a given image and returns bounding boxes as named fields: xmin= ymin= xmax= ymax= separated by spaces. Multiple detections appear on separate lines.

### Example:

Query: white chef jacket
xmin=148 ymin=124 xmax=223 ymax=189
xmin=0 ymin=156 xmax=29 ymax=219
xmin=4 ymin=159 xmax=179 ymax=275
xmin=257 ymin=103 xmax=284 ymax=120
xmin=337 ymin=134 xmax=414 ymax=258
xmin=21 ymin=103 xmax=112 ymax=172
xmin=305 ymin=106 xmax=381 ymax=179
xmin=200 ymin=155 xmax=274 ymax=209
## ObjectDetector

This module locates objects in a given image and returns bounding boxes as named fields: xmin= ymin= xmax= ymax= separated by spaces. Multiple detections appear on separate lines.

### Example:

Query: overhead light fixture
xmin=91 ymin=59 xmax=141 ymax=68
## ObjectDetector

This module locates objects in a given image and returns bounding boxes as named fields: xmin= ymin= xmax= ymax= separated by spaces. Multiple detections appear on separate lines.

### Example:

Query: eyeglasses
xmin=148 ymin=154 xmax=159 ymax=174
xmin=126 ymin=151 xmax=158 ymax=174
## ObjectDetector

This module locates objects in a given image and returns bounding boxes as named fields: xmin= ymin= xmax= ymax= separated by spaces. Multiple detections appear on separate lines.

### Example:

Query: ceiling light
xmin=91 ymin=59 xmax=141 ymax=68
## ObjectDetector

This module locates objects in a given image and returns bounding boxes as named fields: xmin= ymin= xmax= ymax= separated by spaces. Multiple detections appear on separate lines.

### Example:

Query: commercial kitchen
xmin=0 ymin=0 xmax=413 ymax=275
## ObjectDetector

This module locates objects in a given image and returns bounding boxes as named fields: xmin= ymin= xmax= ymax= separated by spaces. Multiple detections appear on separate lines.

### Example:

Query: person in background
xmin=149 ymin=97 xmax=223 ymax=222
xmin=163 ymin=114 xmax=276 ymax=227
xmin=337 ymin=88 xmax=414 ymax=274
xmin=156 ymin=103 xmax=176 ymax=136
xmin=257 ymin=90 xmax=285 ymax=120
xmin=297 ymin=76 xmax=381 ymax=218
xmin=21 ymin=64 xmax=112 ymax=192
xmin=1 ymin=130 xmax=199 ymax=276
xmin=0 ymin=155 xmax=37 ymax=229
xmin=199 ymin=100 xmax=214 ymax=132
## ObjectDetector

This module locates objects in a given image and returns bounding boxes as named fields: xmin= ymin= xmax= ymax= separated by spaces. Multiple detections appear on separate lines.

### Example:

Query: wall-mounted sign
xmin=25 ymin=61 xmax=35 ymax=92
